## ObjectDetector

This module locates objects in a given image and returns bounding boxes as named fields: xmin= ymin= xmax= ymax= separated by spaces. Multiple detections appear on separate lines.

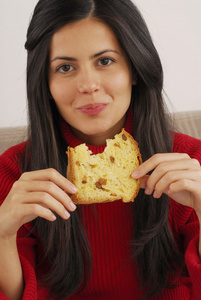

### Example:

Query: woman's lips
xmin=78 ymin=103 xmax=108 ymax=116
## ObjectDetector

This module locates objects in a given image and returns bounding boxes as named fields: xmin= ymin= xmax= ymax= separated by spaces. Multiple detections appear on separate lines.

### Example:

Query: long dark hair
xmin=23 ymin=0 xmax=183 ymax=298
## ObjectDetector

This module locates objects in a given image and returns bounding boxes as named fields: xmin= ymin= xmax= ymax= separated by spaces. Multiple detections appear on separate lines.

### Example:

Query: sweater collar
xmin=59 ymin=108 xmax=133 ymax=154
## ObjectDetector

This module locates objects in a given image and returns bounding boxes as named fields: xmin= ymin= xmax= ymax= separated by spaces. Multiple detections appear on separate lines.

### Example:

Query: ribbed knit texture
xmin=0 ymin=120 xmax=201 ymax=299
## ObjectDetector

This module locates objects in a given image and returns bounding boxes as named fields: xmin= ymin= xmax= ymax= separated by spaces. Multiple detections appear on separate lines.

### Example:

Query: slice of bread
xmin=67 ymin=129 xmax=142 ymax=204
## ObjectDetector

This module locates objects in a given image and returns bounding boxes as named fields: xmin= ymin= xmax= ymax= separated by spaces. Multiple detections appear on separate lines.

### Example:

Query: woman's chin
xmin=70 ymin=124 xmax=114 ymax=145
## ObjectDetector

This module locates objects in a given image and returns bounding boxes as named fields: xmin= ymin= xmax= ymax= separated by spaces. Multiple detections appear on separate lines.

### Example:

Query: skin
xmin=49 ymin=18 xmax=134 ymax=145
xmin=0 ymin=17 xmax=133 ymax=299
xmin=0 ymin=17 xmax=201 ymax=300
xmin=132 ymin=153 xmax=201 ymax=256
xmin=0 ymin=169 xmax=77 ymax=300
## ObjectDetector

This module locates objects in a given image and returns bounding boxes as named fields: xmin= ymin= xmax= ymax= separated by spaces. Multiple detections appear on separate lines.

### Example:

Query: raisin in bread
xmin=67 ymin=129 xmax=142 ymax=204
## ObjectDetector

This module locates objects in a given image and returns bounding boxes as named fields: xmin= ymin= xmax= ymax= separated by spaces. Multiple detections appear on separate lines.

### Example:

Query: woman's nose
xmin=77 ymin=67 xmax=100 ymax=94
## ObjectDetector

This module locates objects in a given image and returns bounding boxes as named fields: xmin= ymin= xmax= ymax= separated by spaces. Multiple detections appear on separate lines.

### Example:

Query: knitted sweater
xmin=0 ymin=117 xmax=201 ymax=299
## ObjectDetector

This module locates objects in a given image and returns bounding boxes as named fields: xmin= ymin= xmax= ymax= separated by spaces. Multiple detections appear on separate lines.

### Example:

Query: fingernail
xmin=70 ymin=202 xmax=77 ymax=210
xmin=145 ymin=187 xmax=150 ymax=195
xmin=168 ymin=189 xmax=173 ymax=196
xmin=64 ymin=210 xmax=70 ymax=219
xmin=153 ymin=191 xmax=158 ymax=198
xmin=132 ymin=170 xmax=139 ymax=178
xmin=52 ymin=214 xmax=57 ymax=221
xmin=70 ymin=185 xmax=78 ymax=193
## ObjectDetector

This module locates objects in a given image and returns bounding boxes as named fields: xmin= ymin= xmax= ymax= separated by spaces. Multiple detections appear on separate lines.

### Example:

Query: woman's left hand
xmin=132 ymin=153 xmax=201 ymax=219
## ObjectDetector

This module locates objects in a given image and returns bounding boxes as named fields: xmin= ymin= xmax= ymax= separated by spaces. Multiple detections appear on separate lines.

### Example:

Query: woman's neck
xmin=59 ymin=107 xmax=133 ymax=153
xmin=69 ymin=115 xmax=127 ymax=146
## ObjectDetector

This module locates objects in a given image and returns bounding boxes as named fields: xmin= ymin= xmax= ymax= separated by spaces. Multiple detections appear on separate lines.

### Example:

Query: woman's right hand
xmin=0 ymin=168 xmax=77 ymax=239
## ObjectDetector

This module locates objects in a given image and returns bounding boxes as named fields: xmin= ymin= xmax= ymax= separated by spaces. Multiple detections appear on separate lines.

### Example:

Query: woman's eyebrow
xmin=50 ymin=49 xmax=119 ymax=63
xmin=50 ymin=56 xmax=77 ymax=63
xmin=90 ymin=49 xmax=120 ymax=59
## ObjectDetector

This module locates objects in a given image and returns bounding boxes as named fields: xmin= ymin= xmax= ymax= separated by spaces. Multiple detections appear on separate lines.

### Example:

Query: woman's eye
xmin=98 ymin=58 xmax=114 ymax=66
xmin=57 ymin=64 xmax=74 ymax=73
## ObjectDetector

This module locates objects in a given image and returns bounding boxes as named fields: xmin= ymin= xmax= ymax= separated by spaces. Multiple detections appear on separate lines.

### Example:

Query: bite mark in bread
xmin=67 ymin=129 xmax=142 ymax=204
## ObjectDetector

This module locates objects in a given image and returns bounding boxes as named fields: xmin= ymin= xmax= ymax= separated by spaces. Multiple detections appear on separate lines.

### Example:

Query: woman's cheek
xmin=109 ymin=70 xmax=132 ymax=92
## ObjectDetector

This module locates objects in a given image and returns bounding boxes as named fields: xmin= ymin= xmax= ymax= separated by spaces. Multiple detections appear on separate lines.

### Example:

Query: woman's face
xmin=49 ymin=18 xmax=133 ymax=144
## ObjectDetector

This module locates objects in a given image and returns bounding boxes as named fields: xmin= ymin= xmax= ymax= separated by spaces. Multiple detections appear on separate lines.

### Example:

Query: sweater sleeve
xmin=173 ymin=132 xmax=201 ymax=299
xmin=0 ymin=144 xmax=38 ymax=300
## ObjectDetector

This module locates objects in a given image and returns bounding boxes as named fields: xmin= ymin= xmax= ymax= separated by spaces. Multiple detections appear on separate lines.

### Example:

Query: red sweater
xmin=0 ymin=118 xmax=201 ymax=299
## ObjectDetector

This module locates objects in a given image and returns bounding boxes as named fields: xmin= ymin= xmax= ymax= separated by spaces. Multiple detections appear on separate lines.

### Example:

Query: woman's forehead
xmin=49 ymin=18 xmax=124 ymax=59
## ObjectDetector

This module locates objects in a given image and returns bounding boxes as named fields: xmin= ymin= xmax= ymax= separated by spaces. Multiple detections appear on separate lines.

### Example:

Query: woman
xmin=0 ymin=0 xmax=201 ymax=299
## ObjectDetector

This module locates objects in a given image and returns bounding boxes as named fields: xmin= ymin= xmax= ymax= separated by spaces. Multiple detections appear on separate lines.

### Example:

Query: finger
xmin=23 ymin=191 xmax=72 ymax=220
xmin=0 ymin=203 xmax=56 ymax=239
xmin=16 ymin=180 xmax=76 ymax=212
xmin=167 ymin=180 xmax=201 ymax=213
xmin=132 ymin=153 xmax=191 ymax=179
xmin=169 ymin=179 xmax=201 ymax=199
xmin=151 ymin=170 xmax=200 ymax=198
xmin=19 ymin=203 xmax=58 ymax=223
xmin=20 ymin=168 xmax=78 ymax=194
xmin=146 ymin=160 xmax=200 ymax=196
xmin=8 ymin=190 xmax=71 ymax=221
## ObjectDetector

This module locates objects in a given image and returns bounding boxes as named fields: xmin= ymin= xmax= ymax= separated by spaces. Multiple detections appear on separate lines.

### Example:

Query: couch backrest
xmin=0 ymin=126 xmax=27 ymax=155
xmin=172 ymin=110 xmax=201 ymax=140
